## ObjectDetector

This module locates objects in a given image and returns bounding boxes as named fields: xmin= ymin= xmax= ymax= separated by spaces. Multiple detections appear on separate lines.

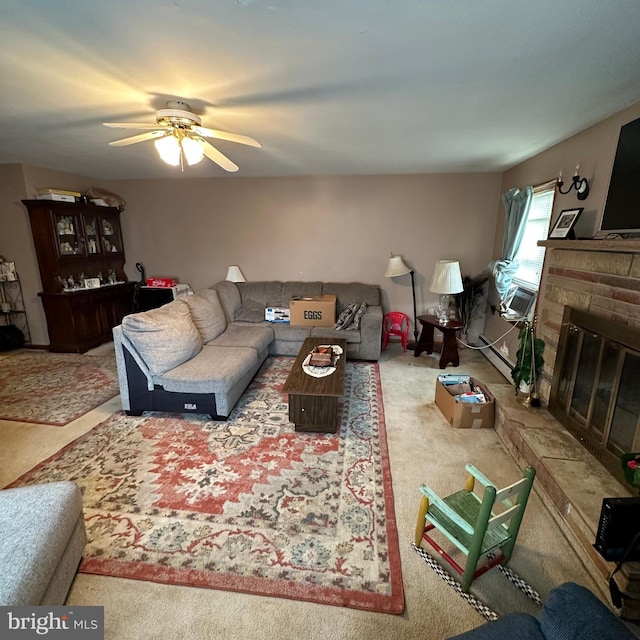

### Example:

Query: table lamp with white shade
xmin=225 ymin=265 xmax=246 ymax=283
xmin=429 ymin=260 xmax=463 ymax=325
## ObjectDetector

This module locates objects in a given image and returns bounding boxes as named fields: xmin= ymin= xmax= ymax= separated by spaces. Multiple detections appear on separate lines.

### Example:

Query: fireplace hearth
xmin=549 ymin=306 xmax=640 ymax=485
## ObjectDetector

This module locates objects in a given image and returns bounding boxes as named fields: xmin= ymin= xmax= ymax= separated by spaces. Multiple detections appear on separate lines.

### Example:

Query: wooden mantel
xmin=538 ymin=238 xmax=640 ymax=253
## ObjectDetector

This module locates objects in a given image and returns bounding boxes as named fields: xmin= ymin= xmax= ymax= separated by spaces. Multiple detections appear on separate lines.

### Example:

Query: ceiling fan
xmin=103 ymin=101 xmax=261 ymax=172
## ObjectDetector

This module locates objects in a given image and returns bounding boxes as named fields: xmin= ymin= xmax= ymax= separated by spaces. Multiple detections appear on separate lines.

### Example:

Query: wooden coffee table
xmin=282 ymin=337 xmax=347 ymax=433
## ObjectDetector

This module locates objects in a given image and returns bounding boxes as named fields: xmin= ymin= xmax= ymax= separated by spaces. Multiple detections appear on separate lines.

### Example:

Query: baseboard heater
xmin=478 ymin=334 xmax=513 ymax=382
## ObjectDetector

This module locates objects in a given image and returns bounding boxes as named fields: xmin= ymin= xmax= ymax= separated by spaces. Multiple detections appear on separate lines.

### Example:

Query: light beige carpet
xmin=0 ymin=345 xmax=610 ymax=639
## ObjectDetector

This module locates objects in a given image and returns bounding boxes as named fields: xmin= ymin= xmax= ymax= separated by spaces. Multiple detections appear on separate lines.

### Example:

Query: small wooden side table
xmin=414 ymin=315 xmax=464 ymax=369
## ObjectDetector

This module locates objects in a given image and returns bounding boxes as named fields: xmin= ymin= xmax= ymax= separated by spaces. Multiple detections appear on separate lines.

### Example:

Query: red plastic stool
xmin=382 ymin=312 xmax=410 ymax=352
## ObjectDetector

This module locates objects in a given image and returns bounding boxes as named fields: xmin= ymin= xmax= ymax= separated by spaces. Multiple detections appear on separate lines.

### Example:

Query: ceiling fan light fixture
xmin=106 ymin=101 xmax=260 ymax=172
xmin=182 ymin=136 xmax=205 ymax=165
xmin=154 ymin=135 xmax=181 ymax=166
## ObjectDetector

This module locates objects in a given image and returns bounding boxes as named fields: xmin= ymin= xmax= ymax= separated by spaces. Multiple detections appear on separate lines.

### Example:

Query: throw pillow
xmin=346 ymin=302 xmax=367 ymax=330
xmin=236 ymin=298 xmax=266 ymax=323
xmin=334 ymin=302 xmax=359 ymax=330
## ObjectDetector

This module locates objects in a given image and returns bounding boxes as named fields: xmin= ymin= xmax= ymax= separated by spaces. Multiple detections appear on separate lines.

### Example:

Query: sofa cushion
xmin=209 ymin=324 xmax=273 ymax=353
xmin=446 ymin=613 xmax=544 ymax=640
xmin=155 ymin=345 xmax=259 ymax=394
xmin=310 ymin=326 xmax=361 ymax=343
xmin=322 ymin=282 xmax=380 ymax=312
xmin=122 ymin=300 xmax=202 ymax=376
xmin=282 ymin=281 xmax=323 ymax=302
xmin=184 ymin=291 xmax=227 ymax=342
xmin=210 ymin=281 xmax=241 ymax=324
xmin=540 ymin=582 xmax=637 ymax=640
xmin=236 ymin=298 xmax=266 ymax=323
xmin=238 ymin=282 xmax=284 ymax=307
xmin=0 ymin=482 xmax=86 ymax=606
xmin=272 ymin=324 xmax=311 ymax=342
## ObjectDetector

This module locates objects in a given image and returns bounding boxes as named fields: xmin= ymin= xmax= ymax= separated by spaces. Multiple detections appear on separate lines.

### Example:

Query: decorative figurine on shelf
xmin=108 ymin=269 xmax=116 ymax=285
xmin=0 ymin=257 xmax=17 ymax=282
xmin=78 ymin=273 xmax=85 ymax=288
xmin=67 ymin=275 xmax=76 ymax=290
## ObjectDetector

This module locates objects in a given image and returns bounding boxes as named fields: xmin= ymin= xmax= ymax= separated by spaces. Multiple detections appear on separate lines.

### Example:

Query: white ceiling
xmin=2 ymin=0 xmax=640 ymax=180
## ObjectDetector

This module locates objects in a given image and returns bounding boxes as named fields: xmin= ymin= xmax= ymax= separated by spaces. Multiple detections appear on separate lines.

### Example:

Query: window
xmin=512 ymin=186 xmax=555 ymax=290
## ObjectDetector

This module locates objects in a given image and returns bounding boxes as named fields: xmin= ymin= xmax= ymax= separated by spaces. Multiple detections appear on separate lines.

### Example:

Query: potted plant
xmin=511 ymin=320 xmax=545 ymax=404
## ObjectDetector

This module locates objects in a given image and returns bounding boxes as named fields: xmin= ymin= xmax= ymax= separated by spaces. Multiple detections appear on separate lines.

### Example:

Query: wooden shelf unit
xmin=0 ymin=275 xmax=31 ymax=345
xmin=23 ymin=199 xmax=134 ymax=353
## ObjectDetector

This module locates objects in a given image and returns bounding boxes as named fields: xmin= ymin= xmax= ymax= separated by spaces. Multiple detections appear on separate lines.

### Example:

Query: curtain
xmin=489 ymin=186 xmax=533 ymax=301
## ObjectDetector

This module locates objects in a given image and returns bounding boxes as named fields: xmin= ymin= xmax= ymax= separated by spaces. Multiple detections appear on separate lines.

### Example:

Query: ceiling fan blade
xmin=201 ymin=141 xmax=239 ymax=172
xmin=103 ymin=122 xmax=166 ymax=130
xmin=108 ymin=130 xmax=168 ymax=146
xmin=193 ymin=126 xmax=261 ymax=148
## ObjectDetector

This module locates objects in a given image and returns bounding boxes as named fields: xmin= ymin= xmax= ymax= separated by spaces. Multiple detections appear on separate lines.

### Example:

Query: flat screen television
xmin=599 ymin=116 xmax=640 ymax=236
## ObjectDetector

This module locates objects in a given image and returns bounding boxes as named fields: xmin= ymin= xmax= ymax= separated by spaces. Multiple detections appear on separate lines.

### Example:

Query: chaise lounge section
xmin=113 ymin=280 xmax=382 ymax=420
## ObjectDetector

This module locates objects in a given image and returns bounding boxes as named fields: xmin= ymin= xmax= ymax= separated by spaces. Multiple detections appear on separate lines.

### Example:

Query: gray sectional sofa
xmin=448 ymin=581 xmax=637 ymax=640
xmin=113 ymin=280 xmax=382 ymax=420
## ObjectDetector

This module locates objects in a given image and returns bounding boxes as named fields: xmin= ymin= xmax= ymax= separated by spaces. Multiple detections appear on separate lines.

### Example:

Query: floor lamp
xmin=384 ymin=254 xmax=419 ymax=346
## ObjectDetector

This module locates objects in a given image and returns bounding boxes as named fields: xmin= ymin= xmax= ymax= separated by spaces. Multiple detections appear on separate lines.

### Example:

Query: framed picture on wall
xmin=548 ymin=208 xmax=584 ymax=239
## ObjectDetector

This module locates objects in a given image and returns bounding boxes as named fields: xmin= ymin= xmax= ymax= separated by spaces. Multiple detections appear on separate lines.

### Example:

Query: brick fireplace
xmin=532 ymin=239 xmax=640 ymax=484
xmin=490 ymin=239 xmax=640 ymax=581
xmin=535 ymin=238 xmax=640 ymax=405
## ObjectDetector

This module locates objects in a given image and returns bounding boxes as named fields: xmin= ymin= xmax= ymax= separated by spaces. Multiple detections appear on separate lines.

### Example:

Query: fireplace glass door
xmin=550 ymin=307 xmax=640 ymax=484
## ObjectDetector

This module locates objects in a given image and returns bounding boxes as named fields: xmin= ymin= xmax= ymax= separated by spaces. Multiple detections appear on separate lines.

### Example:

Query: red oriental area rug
xmin=0 ymin=351 xmax=119 ymax=425
xmin=12 ymin=357 xmax=404 ymax=613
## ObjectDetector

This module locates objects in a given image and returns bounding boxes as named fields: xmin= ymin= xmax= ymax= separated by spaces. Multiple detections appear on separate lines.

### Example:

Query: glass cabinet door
xmin=53 ymin=211 xmax=85 ymax=257
xmin=98 ymin=213 xmax=123 ymax=255
xmin=82 ymin=214 xmax=101 ymax=255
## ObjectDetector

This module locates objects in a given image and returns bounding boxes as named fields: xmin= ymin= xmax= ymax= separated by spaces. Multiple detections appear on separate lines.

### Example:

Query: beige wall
xmin=104 ymin=173 xmax=502 ymax=326
xmin=0 ymin=164 xmax=43 ymax=345
xmin=483 ymin=100 xmax=640 ymax=366
xmin=2 ymin=169 xmax=502 ymax=347
xmin=5 ymin=94 xmax=639 ymax=353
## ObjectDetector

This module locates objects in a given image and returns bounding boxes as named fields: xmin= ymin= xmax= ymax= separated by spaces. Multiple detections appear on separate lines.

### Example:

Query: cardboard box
xmin=265 ymin=307 xmax=290 ymax=323
xmin=435 ymin=374 xmax=495 ymax=429
xmin=146 ymin=277 xmax=177 ymax=288
xmin=36 ymin=193 xmax=77 ymax=203
xmin=289 ymin=294 xmax=336 ymax=327
xmin=36 ymin=188 xmax=82 ymax=197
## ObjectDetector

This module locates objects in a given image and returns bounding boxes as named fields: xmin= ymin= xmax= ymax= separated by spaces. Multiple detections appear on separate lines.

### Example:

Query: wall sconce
xmin=557 ymin=163 xmax=589 ymax=200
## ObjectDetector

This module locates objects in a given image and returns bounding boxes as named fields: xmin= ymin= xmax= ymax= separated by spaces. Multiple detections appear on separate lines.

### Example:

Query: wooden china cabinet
xmin=23 ymin=199 xmax=135 ymax=353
